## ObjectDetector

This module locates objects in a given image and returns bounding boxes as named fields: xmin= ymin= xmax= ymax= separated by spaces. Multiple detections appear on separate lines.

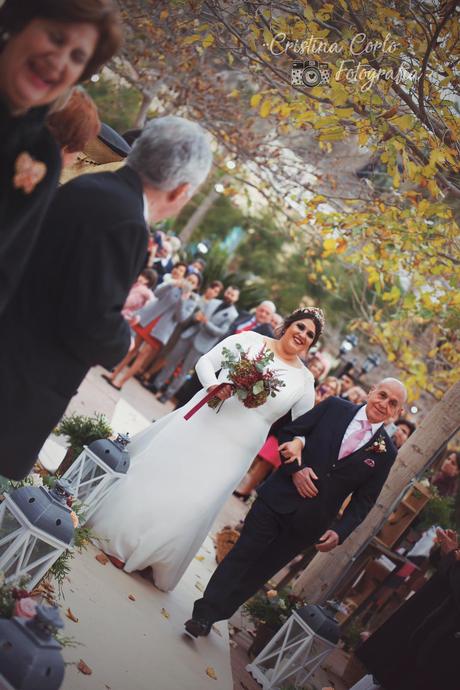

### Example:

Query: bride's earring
xmin=0 ymin=30 xmax=10 ymax=46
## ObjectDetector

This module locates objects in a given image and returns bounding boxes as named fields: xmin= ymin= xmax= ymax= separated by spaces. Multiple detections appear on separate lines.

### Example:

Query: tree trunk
xmin=292 ymin=380 xmax=460 ymax=603
xmin=134 ymin=92 xmax=153 ymax=128
xmin=179 ymin=176 xmax=229 ymax=245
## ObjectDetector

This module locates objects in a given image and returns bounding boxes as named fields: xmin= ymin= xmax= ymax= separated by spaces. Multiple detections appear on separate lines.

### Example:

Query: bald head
xmin=378 ymin=378 xmax=407 ymax=402
xmin=366 ymin=378 xmax=407 ymax=424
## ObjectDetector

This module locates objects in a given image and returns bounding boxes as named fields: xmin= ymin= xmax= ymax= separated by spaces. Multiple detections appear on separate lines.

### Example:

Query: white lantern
xmin=62 ymin=433 xmax=130 ymax=523
xmin=0 ymin=480 xmax=74 ymax=591
xmin=246 ymin=604 xmax=339 ymax=690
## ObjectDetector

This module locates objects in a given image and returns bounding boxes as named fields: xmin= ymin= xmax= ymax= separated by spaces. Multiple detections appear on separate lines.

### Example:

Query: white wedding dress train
xmin=89 ymin=331 xmax=314 ymax=591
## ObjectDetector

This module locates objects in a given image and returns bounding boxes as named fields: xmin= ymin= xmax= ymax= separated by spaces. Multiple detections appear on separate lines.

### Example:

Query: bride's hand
xmin=207 ymin=384 xmax=233 ymax=400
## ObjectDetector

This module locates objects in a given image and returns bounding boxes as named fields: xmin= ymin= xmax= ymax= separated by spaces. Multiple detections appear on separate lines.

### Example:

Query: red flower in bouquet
xmin=208 ymin=344 xmax=285 ymax=412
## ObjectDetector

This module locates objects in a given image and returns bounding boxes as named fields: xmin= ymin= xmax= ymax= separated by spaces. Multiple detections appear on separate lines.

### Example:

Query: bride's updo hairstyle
xmin=279 ymin=307 xmax=325 ymax=347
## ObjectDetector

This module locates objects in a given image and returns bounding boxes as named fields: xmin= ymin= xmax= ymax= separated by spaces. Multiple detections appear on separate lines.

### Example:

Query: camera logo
xmin=291 ymin=59 xmax=331 ymax=87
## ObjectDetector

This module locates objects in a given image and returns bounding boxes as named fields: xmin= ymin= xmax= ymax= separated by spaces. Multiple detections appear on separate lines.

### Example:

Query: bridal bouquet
xmin=207 ymin=343 xmax=285 ymax=412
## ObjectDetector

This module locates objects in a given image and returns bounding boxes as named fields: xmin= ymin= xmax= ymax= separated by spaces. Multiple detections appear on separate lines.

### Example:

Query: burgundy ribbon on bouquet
xmin=183 ymin=384 xmax=226 ymax=420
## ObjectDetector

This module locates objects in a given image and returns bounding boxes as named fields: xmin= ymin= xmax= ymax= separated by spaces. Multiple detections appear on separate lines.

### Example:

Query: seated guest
xmin=354 ymin=528 xmax=460 ymax=690
xmin=391 ymin=417 xmax=416 ymax=450
xmin=346 ymin=385 xmax=368 ymax=404
xmin=339 ymin=372 xmax=356 ymax=397
xmin=0 ymin=116 xmax=213 ymax=479
xmin=431 ymin=449 xmax=460 ymax=498
xmin=305 ymin=352 xmax=328 ymax=383
xmin=315 ymin=376 xmax=342 ymax=404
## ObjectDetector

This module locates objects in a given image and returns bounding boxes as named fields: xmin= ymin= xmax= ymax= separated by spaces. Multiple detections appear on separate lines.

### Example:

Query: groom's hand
xmin=315 ymin=530 xmax=339 ymax=552
xmin=279 ymin=439 xmax=303 ymax=466
xmin=292 ymin=467 xmax=318 ymax=498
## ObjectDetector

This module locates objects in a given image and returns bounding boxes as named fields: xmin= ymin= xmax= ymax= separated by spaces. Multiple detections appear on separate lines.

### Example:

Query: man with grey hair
xmin=0 ymin=116 xmax=213 ymax=480
xmin=230 ymin=299 xmax=277 ymax=337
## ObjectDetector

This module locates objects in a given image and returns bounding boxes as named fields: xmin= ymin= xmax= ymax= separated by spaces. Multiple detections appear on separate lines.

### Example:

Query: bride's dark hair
xmin=280 ymin=307 xmax=325 ymax=347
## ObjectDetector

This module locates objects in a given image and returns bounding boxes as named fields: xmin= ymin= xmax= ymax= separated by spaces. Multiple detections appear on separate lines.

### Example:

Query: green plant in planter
xmin=341 ymin=618 xmax=366 ymax=653
xmin=243 ymin=589 xmax=305 ymax=629
xmin=417 ymin=493 xmax=456 ymax=532
xmin=54 ymin=413 xmax=112 ymax=475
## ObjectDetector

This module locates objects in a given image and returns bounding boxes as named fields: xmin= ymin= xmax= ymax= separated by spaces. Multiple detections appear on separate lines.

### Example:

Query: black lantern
xmin=0 ymin=605 xmax=65 ymax=690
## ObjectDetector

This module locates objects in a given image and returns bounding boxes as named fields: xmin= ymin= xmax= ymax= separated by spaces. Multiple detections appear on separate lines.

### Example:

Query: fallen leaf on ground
xmin=77 ymin=660 xmax=92 ymax=675
xmin=194 ymin=581 xmax=204 ymax=592
xmin=194 ymin=555 xmax=205 ymax=561
xmin=160 ymin=608 xmax=170 ymax=619
xmin=128 ymin=594 xmax=136 ymax=601
xmin=66 ymin=608 xmax=79 ymax=623
xmin=229 ymin=640 xmax=237 ymax=647
xmin=206 ymin=666 xmax=217 ymax=680
xmin=95 ymin=552 xmax=109 ymax=565
xmin=212 ymin=625 xmax=222 ymax=637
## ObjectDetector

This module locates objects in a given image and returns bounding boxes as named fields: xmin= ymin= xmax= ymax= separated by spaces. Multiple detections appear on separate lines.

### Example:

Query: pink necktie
xmin=338 ymin=419 xmax=372 ymax=460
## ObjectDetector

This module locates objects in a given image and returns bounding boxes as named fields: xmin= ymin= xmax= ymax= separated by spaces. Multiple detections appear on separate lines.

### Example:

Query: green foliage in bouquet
xmin=243 ymin=589 xmax=305 ymax=629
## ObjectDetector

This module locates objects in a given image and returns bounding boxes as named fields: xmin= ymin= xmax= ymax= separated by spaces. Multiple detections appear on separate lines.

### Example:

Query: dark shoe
xmin=142 ymin=380 xmax=159 ymax=393
xmin=101 ymin=374 xmax=122 ymax=391
xmin=233 ymin=490 xmax=250 ymax=502
xmin=158 ymin=393 xmax=171 ymax=404
xmin=184 ymin=617 xmax=212 ymax=638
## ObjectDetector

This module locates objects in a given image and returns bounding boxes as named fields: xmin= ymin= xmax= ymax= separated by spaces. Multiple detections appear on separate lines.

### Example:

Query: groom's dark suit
xmin=193 ymin=396 xmax=397 ymax=624
xmin=0 ymin=166 xmax=148 ymax=479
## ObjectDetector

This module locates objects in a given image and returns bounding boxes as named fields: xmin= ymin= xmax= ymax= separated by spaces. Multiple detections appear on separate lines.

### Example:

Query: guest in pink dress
xmin=122 ymin=268 xmax=157 ymax=322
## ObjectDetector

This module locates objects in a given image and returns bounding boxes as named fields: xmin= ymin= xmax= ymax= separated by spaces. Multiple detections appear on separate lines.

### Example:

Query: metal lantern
xmin=0 ymin=480 xmax=74 ymax=590
xmin=361 ymin=352 xmax=381 ymax=374
xmin=62 ymin=433 xmax=130 ymax=522
xmin=339 ymin=334 xmax=358 ymax=356
xmin=247 ymin=604 xmax=340 ymax=690
xmin=0 ymin=605 xmax=65 ymax=690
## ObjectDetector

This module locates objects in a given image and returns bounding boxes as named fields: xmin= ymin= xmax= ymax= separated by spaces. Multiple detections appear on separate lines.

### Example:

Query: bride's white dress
xmin=89 ymin=331 xmax=315 ymax=591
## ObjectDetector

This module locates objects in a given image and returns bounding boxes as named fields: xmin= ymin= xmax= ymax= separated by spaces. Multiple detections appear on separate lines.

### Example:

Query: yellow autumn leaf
xmin=259 ymin=99 xmax=271 ymax=118
xmin=182 ymin=34 xmax=201 ymax=46
xmin=159 ymin=9 xmax=168 ymax=21
xmin=206 ymin=667 xmax=217 ymax=680
xmin=392 ymin=114 xmax=414 ymax=130
xmin=160 ymin=608 xmax=170 ymax=619
xmin=202 ymin=34 xmax=215 ymax=48
xmin=250 ymin=93 xmax=262 ymax=108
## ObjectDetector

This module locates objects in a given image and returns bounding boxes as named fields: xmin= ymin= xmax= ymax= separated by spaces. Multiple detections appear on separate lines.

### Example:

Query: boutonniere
xmin=365 ymin=434 xmax=387 ymax=454
xmin=13 ymin=152 xmax=47 ymax=194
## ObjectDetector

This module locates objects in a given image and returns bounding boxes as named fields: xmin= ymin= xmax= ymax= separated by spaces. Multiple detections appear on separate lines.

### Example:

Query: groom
xmin=186 ymin=377 xmax=407 ymax=636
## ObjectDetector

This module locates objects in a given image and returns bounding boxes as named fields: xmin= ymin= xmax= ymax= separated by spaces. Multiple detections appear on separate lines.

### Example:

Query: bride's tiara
xmin=296 ymin=306 xmax=326 ymax=330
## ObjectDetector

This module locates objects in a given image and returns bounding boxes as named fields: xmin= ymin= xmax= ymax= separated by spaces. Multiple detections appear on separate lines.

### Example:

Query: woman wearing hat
xmin=0 ymin=0 xmax=122 ymax=315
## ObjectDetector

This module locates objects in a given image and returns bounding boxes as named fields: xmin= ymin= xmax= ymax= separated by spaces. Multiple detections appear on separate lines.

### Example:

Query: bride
xmin=89 ymin=307 xmax=325 ymax=591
